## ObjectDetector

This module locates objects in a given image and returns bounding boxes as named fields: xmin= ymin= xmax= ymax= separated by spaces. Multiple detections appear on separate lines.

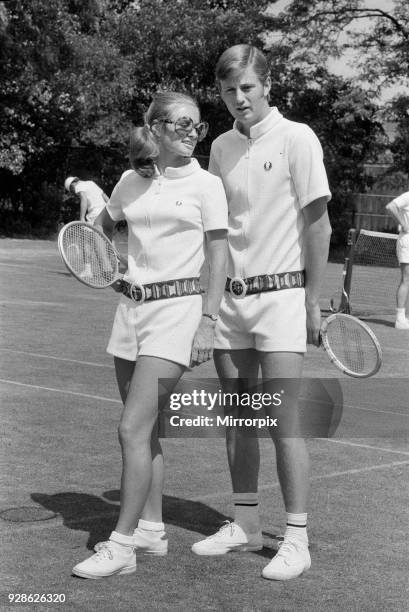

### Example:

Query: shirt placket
xmin=143 ymin=176 xmax=163 ymax=272
xmin=240 ymin=138 xmax=253 ymax=278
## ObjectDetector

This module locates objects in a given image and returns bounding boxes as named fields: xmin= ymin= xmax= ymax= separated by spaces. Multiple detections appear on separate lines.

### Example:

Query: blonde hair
xmin=215 ymin=44 xmax=269 ymax=85
xmin=129 ymin=91 xmax=200 ymax=178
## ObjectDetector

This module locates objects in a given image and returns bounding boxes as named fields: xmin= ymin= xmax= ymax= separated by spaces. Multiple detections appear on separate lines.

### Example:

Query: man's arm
xmin=385 ymin=199 xmax=401 ymax=227
xmin=303 ymin=197 xmax=332 ymax=346
xmin=79 ymin=194 xmax=88 ymax=222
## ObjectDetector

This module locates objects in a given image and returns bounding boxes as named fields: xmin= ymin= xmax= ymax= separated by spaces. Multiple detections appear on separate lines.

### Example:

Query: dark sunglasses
xmin=160 ymin=116 xmax=209 ymax=142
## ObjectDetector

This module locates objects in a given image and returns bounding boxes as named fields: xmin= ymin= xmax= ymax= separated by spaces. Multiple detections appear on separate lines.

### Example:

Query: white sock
xmin=137 ymin=519 xmax=165 ymax=533
xmin=233 ymin=493 xmax=261 ymax=534
xmin=109 ymin=530 xmax=135 ymax=547
xmin=396 ymin=308 xmax=406 ymax=322
xmin=285 ymin=513 xmax=308 ymax=544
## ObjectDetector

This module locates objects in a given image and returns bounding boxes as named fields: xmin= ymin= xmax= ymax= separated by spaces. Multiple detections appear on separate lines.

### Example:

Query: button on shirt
xmin=106 ymin=159 xmax=228 ymax=284
xmin=209 ymin=108 xmax=331 ymax=278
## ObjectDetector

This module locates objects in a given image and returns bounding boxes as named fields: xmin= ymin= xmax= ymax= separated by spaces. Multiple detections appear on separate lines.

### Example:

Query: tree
xmin=0 ymin=0 xmax=393 ymax=240
xmin=268 ymin=0 xmax=409 ymax=93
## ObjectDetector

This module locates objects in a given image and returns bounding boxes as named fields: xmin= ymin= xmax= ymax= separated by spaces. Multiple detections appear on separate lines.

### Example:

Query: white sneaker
xmin=191 ymin=521 xmax=263 ymax=556
xmin=72 ymin=541 xmax=136 ymax=579
xmin=395 ymin=319 xmax=409 ymax=330
xmin=94 ymin=527 xmax=168 ymax=556
xmin=262 ymin=537 xmax=311 ymax=581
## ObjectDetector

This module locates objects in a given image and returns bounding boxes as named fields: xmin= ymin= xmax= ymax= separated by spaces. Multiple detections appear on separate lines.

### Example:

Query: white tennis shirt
xmin=386 ymin=191 xmax=409 ymax=233
xmin=74 ymin=180 xmax=106 ymax=222
xmin=209 ymin=107 xmax=331 ymax=278
xmin=106 ymin=158 xmax=228 ymax=284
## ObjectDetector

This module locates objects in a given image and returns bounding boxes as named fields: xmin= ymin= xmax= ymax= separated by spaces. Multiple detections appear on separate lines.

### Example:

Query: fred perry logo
xmin=264 ymin=161 xmax=272 ymax=171
xmin=176 ymin=201 xmax=183 ymax=206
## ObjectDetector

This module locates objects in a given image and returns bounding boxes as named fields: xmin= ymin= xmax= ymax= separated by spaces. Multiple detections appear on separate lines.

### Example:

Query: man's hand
xmin=306 ymin=299 xmax=321 ymax=346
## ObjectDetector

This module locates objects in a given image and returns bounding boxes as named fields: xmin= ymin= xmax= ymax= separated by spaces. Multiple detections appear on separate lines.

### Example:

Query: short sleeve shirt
xmin=74 ymin=180 xmax=106 ymax=221
xmin=387 ymin=191 xmax=409 ymax=233
xmin=209 ymin=108 xmax=331 ymax=277
xmin=106 ymin=158 xmax=228 ymax=284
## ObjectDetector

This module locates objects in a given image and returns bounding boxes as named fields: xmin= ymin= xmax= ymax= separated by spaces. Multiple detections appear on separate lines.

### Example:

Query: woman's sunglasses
xmin=159 ymin=116 xmax=209 ymax=142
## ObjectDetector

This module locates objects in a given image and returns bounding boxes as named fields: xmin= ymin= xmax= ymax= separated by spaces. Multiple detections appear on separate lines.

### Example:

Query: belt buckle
xmin=229 ymin=277 xmax=247 ymax=299
xmin=129 ymin=281 xmax=146 ymax=304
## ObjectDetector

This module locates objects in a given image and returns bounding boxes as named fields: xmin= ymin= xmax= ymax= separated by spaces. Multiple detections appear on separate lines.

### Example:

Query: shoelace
xmin=276 ymin=537 xmax=304 ymax=559
xmin=94 ymin=542 xmax=114 ymax=561
xmin=212 ymin=521 xmax=235 ymax=539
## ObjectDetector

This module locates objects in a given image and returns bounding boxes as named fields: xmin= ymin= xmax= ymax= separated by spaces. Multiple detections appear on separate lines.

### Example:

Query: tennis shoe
xmin=94 ymin=527 xmax=168 ymax=556
xmin=72 ymin=541 xmax=136 ymax=580
xmin=395 ymin=319 xmax=409 ymax=330
xmin=191 ymin=521 xmax=262 ymax=556
xmin=262 ymin=537 xmax=311 ymax=581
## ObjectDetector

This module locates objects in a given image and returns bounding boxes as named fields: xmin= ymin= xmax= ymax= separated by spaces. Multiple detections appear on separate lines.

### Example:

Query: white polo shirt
xmin=386 ymin=191 xmax=409 ymax=233
xmin=209 ymin=107 xmax=331 ymax=278
xmin=106 ymin=158 xmax=228 ymax=284
xmin=74 ymin=180 xmax=106 ymax=223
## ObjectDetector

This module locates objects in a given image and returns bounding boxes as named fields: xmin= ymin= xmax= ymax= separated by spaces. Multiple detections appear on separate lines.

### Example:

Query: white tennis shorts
xmin=397 ymin=232 xmax=409 ymax=264
xmin=107 ymin=294 xmax=202 ymax=366
xmin=214 ymin=288 xmax=307 ymax=352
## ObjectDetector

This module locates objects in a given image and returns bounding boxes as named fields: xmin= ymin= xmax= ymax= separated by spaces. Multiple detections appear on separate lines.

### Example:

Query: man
xmin=191 ymin=44 xmax=332 ymax=581
xmin=64 ymin=176 xmax=109 ymax=225
xmin=386 ymin=191 xmax=409 ymax=329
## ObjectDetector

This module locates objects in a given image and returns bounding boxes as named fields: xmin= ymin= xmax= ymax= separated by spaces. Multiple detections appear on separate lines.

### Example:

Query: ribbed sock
xmin=285 ymin=512 xmax=308 ymax=544
xmin=233 ymin=492 xmax=261 ymax=534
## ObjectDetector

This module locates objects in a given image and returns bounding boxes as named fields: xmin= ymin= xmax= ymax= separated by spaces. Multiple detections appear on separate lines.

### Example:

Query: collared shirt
xmin=209 ymin=107 xmax=331 ymax=278
xmin=107 ymin=158 xmax=228 ymax=284
xmin=74 ymin=180 xmax=106 ymax=222
xmin=386 ymin=191 xmax=409 ymax=233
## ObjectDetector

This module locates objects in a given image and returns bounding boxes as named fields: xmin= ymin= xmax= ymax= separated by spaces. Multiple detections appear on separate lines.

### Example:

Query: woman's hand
xmin=190 ymin=317 xmax=216 ymax=367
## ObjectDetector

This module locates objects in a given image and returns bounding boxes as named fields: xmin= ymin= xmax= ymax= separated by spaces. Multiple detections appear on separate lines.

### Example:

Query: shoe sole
xmin=72 ymin=565 xmax=136 ymax=580
xmin=262 ymin=560 xmax=311 ymax=581
xmin=139 ymin=549 xmax=167 ymax=556
xmin=94 ymin=543 xmax=167 ymax=556
xmin=191 ymin=543 xmax=263 ymax=556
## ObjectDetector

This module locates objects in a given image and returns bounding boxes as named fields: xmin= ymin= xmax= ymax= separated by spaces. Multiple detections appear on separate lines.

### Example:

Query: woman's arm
xmin=190 ymin=229 xmax=227 ymax=367
xmin=94 ymin=207 xmax=116 ymax=240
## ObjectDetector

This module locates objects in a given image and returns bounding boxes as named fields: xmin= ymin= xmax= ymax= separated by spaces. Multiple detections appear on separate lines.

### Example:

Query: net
xmin=347 ymin=229 xmax=399 ymax=316
xmin=59 ymin=223 xmax=118 ymax=288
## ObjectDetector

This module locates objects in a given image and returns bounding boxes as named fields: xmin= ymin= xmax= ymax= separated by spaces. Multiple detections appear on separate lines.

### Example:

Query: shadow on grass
xmin=31 ymin=492 xmax=277 ymax=558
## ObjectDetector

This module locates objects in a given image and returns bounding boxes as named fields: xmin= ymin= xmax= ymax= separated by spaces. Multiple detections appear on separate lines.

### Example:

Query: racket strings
xmin=61 ymin=225 xmax=117 ymax=287
xmin=326 ymin=317 xmax=379 ymax=375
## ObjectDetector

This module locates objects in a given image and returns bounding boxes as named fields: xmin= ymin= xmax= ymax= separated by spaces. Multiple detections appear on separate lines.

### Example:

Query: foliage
xmin=270 ymin=0 xmax=409 ymax=91
xmin=0 ymin=0 xmax=405 ymax=244
xmin=388 ymin=95 xmax=409 ymax=175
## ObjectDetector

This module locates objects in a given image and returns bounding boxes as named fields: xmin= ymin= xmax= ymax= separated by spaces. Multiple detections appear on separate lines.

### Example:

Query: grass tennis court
xmin=0 ymin=238 xmax=408 ymax=612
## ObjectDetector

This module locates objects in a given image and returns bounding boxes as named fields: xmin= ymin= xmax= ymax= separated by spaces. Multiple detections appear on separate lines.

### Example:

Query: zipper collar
xmin=158 ymin=158 xmax=200 ymax=179
xmin=233 ymin=107 xmax=283 ymax=141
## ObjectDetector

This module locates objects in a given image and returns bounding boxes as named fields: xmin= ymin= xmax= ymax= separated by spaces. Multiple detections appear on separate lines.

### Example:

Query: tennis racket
xmin=320 ymin=313 xmax=382 ymax=378
xmin=58 ymin=221 xmax=121 ymax=288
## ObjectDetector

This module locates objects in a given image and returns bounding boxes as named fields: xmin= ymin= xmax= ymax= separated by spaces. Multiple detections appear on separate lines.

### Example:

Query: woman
xmin=191 ymin=45 xmax=332 ymax=581
xmin=72 ymin=91 xmax=228 ymax=579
